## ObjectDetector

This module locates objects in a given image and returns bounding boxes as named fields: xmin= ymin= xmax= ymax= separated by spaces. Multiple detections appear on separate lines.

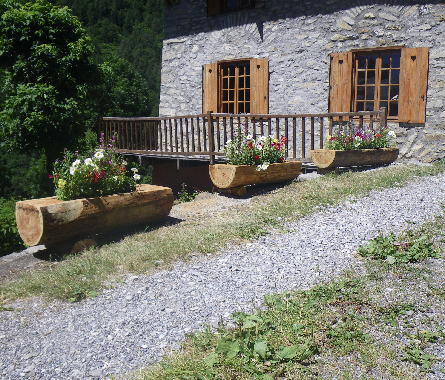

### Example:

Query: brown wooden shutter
xmin=399 ymin=47 xmax=428 ymax=124
xmin=202 ymin=62 xmax=218 ymax=113
xmin=250 ymin=58 xmax=268 ymax=114
xmin=207 ymin=0 xmax=220 ymax=16
xmin=329 ymin=52 xmax=353 ymax=113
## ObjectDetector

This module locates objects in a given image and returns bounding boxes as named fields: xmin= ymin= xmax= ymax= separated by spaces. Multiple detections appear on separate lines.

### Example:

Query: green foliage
xmin=0 ymin=198 xmax=26 ymax=256
xmin=177 ymin=183 xmax=199 ymax=203
xmin=0 ymin=0 xmax=100 ymax=168
xmin=358 ymin=231 xmax=439 ymax=264
xmin=51 ymin=0 xmax=164 ymax=116
xmin=96 ymin=57 xmax=153 ymax=116
xmin=403 ymin=341 xmax=435 ymax=372
xmin=53 ymin=136 xmax=139 ymax=200
xmin=0 ymin=146 xmax=53 ymax=199
xmin=76 ymin=130 xmax=100 ymax=156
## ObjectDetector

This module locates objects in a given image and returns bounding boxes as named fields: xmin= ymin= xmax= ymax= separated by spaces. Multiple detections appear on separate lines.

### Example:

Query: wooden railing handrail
xmin=97 ymin=108 xmax=388 ymax=163
xmin=99 ymin=110 xmax=382 ymax=121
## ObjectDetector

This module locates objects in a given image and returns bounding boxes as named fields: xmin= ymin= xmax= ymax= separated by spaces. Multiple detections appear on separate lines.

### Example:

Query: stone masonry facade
xmin=159 ymin=0 xmax=445 ymax=162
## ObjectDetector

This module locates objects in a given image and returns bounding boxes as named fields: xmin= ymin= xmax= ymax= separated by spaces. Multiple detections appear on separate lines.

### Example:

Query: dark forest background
xmin=0 ymin=0 xmax=164 ymax=254
xmin=50 ymin=0 xmax=164 ymax=117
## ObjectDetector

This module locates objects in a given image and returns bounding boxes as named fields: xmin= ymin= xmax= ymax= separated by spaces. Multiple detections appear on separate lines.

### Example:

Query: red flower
xmin=48 ymin=174 xmax=53 ymax=179
xmin=280 ymin=136 xmax=287 ymax=144
xmin=376 ymin=133 xmax=382 ymax=138
xmin=255 ymin=154 xmax=260 ymax=160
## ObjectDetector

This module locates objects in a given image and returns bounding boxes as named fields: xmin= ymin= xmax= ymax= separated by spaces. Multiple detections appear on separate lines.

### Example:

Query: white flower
xmin=388 ymin=130 xmax=396 ymax=139
xmin=354 ymin=135 xmax=362 ymax=141
xmin=256 ymin=162 xmax=270 ymax=171
xmin=70 ymin=166 xmax=76 ymax=175
xmin=256 ymin=144 xmax=263 ymax=150
xmin=84 ymin=158 xmax=94 ymax=166
xmin=94 ymin=150 xmax=104 ymax=159
xmin=72 ymin=159 xmax=81 ymax=167
xmin=113 ymin=176 xmax=118 ymax=181
xmin=259 ymin=136 xmax=267 ymax=142
xmin=133 ymin=174 xmax=141 ymax=180
xmin=131 ymin=168 xmax=138 ymax=173
xmin=122 ymin=160 xmax=127 ymax=166
xmin=226 ymin=139 xmax=232 ymax=145
xmin=246 ymin=135 xmax=253 ymax=140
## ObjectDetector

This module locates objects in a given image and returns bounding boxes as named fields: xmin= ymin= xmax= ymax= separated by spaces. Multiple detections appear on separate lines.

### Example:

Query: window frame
xmin=218 ymin=60 xmax=251 ymax=114
xmin=352 ymin=48 xmax=401 ymax=120
xmin=329 ymin=46 xmax=428 ymax=124
xmin=202 ymin=58 xmax=268 ymax=115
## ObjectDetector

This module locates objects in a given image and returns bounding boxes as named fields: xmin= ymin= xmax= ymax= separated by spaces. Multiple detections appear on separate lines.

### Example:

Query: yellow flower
xmin=58 ymin=179 xmax=66 ymax=189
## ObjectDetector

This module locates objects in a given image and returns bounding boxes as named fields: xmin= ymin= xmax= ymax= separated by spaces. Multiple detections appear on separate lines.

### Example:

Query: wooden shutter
xmin=202 ymin=62 xmax=218 ymax=113
xmin=207 ymin=0 xmax=220 ymax=16
xmin=329 ymin=52 xmax=353 ymax=113
xmin=399 ymin=47 xmax=428 ymax=124
xmin=250 ymin=58 xmax=268 ymax=114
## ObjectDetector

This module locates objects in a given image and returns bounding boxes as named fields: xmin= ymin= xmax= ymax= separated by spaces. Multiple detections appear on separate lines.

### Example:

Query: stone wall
xmin=159 ymin=0 xmax=445 ymax=162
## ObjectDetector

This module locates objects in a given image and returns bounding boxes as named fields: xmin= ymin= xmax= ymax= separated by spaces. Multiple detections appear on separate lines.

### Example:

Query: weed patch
xmin=358 ymin=230 xmax=440 ymax=264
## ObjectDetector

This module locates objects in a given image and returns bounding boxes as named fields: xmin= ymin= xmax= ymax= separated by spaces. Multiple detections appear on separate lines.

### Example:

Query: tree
xmin=96 ymin=57 xmax=152 ymax=117
xmin=0 ymin=0 xmax=100 ymax=170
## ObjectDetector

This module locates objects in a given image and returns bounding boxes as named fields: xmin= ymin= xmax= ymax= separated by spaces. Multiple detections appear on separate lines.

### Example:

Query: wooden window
xmin=203 ymin=58 xmax=268 ymax=114
xmin=353 ymin=51 xmax=400 ymax=118
xmin=207 ymin=0 xmax=254 ymax=16
xmin=220 ymin=61 xmax=250 ymax=113
xmin=329 ymin=47 xmax=428 ymax=123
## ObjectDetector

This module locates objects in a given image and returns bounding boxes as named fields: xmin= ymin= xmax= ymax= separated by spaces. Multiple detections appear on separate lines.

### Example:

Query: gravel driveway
xmin=1 ymin=169 xmax=445 ymax=379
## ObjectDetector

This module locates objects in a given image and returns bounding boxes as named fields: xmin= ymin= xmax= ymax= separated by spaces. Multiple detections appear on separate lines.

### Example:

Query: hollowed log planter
xmin=16 ymin=184 xmax=174 ymax=249
xmin=209 ymin=161 xmax=302 ymax=195
xmin=310 ymin=148 xmax=399 ymax=170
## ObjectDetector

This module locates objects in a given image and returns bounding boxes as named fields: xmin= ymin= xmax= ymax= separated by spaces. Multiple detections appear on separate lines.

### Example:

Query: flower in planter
xmin=224 ymin=125 xmax=287 ymax=171
xmin=325 ymin=122 xmax=396 ymax=150
xmin=53 ymin=134 xmax=140 ymax=201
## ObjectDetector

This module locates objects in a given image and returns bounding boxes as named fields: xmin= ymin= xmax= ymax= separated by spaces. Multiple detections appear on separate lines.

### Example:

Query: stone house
xmin=159 ymin=0 xmax=445 ymax=162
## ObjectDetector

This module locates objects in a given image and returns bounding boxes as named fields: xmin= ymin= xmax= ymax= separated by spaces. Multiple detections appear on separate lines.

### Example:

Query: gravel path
xmin=1 ymin=170 xmax=445 ymax=379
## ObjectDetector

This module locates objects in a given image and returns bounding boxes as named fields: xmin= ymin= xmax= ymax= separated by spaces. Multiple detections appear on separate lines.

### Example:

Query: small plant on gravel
xmin=177 ymin=183 xmax=199 ymax=203
xmin=358 ymin=230 xmax=439 ymax=264
xmin=224 ymin=119 xmax=287 ymax=170
xmin=325 ymin=122 xmax=396 ymax=150
xmin=52 ymin=134 xmax=140 ymax=201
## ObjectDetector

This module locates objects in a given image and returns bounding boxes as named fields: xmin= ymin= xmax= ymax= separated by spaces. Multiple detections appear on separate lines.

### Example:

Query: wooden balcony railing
xmin=97 ymin=108 xmax=388 ymax=164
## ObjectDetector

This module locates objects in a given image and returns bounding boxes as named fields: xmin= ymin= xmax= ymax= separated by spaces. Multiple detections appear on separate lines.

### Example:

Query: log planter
xmin=16 ymin=184 xmax=174 ymax=253
xmin=310 ymin=148 xmax=399 ymax=171
xmin=209 ymin=161 xmax=302 ymax=196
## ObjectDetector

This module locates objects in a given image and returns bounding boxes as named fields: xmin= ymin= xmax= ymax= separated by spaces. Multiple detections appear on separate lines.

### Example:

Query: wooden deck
xmin=97 ymin=108 xmax=388 ymax=164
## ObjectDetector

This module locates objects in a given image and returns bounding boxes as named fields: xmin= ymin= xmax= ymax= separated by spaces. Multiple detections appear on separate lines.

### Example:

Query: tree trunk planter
xmin=16 ymin=184 xmax=174 ymax=253
xmin=310 ymin=148 xmax=399 ymax=171
xmin=209 ymin=161 xmax=302 ymax=195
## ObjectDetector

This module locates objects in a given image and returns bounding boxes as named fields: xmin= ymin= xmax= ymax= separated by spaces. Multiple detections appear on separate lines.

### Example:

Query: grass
xmin=133 ymin=213 xmax=445 ymax=379
xmin=0 ymin=162 xmax=444 ymax=304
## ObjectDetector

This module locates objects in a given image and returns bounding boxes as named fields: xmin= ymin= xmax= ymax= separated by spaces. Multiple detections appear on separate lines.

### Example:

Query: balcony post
xmin=207 ymin=111 xmax=214 ymax=165
xmin=379 ymin=107 xmax=387 ymax=130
